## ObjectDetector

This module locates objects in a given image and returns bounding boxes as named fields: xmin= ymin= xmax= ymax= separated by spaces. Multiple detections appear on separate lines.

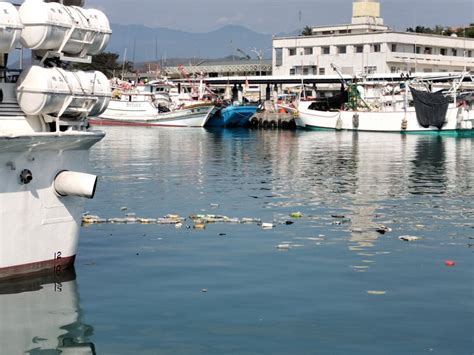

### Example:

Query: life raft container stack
xmin=0 ymin=0 xmax=112 ymax=124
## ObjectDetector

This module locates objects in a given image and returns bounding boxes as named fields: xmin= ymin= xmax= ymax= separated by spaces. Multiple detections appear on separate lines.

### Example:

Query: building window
xmin=303 ymin=67 xmax=309 ymax=75
xmin=415 ymin=46 xmax=421 ymax=54
xmin=338 ymin=46 xmax=347 ymax=54
xmin=304 ymin=47 xmax=313 ymax=55
xmin=390 ymin=66 xmax=399 ymax=73
xmin=322 ymin=46 xmax=330 ymax=55
xmin=440 ymin=48 xmax=447 ymax=56
xmin=452 ymin=49 xmax=457 ymax=56
xmin=356 ymin=45 xmax=364 ymax=53
xmin=424 ymin=47 xmax=432 ymax=55
xmin=319 ymin=67 xmax=325 ymax=75
xmin=312 ymin=66 xmax=318 ymax=75
xmin=468 ymin=50 xmax=472 ymax=58
xmin=339 ymin=29 xmax=351 ymax=34
xmin=373 ymin=44 xmax=381 ymax=52
xmin=391 ymin=44 xmax=397 ymax=52
xmin=322 ymin=30 xmax=333 ymax=35
xmin=289 ymin=68 xmax=296 ymax=75
xmin=289 ymin=48 xmax=296 ymax=56
xmin=364 ymin=66 xmax=377 ymax=74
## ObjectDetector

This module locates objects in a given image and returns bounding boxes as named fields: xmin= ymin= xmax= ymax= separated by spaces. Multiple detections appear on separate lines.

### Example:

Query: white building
xmin=272 ymin=0 xmax=474 ymax=76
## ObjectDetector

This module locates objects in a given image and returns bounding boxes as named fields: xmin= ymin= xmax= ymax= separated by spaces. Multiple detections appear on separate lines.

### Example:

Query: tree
xmin=300 ymin=26 xmax=313 ymax=36
xmin=71 ymin=52 xmax=134 ymax=78
xmin=406 ymin=24 xmax=474 ymax=38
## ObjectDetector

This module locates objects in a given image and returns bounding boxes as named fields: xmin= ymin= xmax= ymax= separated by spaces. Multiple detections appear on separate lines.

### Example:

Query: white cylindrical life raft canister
xmin=19 ymin=0 xmax=111 ymax=56
xmin=16 ymin=65 xmax=111 ymax=117
xmin=0 ymin=2 xmax=23 ymax=53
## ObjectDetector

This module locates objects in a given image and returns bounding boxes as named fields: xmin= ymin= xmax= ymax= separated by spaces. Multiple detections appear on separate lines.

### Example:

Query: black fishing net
xmin=410 ymin=87 xmax=450 ymax=129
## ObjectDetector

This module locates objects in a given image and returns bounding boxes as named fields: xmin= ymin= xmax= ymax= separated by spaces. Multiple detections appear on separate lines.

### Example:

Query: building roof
xmin=164 ymin=59 xmax=272 ymax=76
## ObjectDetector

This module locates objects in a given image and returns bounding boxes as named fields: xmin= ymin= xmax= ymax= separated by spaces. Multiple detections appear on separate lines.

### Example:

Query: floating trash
xmin=81 ymin=215 xmax=106 ymax=224
xmin=193 ymin=223 xmax=206 ymax=230
xmin=399 ymin=235 xmax=421 ymax=242
xmin=277 ymin=243 xmax=290 ymax=250
xmin=444 ymin=260 xmax=456 ymax=267
xmin=242 ymin=217 xmax=262 ymax=224
xmin=262 ymin=223 xmax=275 ymax=230
xmin=190 ymin=214 xmax=231 ymax=223
xmin=376 ymin=225 xmax=392 ymax=235
xmin=367 ymin=291 xmax=387 ymax=295
xmin=137 ymin=218 xmax=157 ymax=224
xmin=83 ymin=212 xmax=277 ymax=229
xmin=82 ymin=214 xmax=185 ymax=225
xmin=108 ymin=218 xmax=129 ymax=224
xmin=289 ymin=212 xmax=303 ymax=219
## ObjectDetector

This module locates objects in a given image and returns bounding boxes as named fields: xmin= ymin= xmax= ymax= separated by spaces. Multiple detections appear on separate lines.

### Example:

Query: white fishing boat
xmin=297 ymin=72 xmax=474 ymax=136
xmin=92 ymin=87 xmax=218 ymax=127
xmin=0 ymin=0 xmax=111 ymax=280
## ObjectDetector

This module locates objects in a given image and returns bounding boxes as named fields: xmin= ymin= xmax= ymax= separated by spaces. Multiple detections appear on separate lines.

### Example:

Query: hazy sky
xmin=86 ymin=0 xmax=474 ymax=33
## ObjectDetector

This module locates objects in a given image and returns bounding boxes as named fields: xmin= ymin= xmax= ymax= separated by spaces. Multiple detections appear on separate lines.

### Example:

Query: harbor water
xmin=4 ymin=127 xmax=474 ymax=354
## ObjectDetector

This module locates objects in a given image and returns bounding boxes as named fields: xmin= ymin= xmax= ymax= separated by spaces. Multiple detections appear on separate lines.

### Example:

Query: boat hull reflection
xmin=0 ymin=268 xmax=95 ymax=354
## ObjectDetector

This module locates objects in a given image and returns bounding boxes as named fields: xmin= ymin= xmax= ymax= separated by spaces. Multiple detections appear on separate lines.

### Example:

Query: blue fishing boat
xmin=206 ymin=104 xmax=258 ymax=127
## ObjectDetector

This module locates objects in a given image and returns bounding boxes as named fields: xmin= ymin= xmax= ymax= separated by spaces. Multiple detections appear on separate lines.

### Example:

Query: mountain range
xmin=107 ymin=24 xmax=295 ymax=63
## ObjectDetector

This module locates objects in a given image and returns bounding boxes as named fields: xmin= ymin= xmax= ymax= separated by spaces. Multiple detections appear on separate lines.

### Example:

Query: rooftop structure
xmin=163 ymin=59 xmax=272 ymax=80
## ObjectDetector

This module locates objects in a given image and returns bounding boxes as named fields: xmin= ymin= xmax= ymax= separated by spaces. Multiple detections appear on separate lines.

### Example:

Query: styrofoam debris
xmin=399 ymin=235 xmax=421 ymax=242
xmin=367 ymin=291 xmax=387 ymax=295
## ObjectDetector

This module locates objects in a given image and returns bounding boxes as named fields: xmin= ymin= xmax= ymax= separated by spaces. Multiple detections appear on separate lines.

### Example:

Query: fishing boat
xmin=205 ymin=104 xmax=258 ymax=127
xmin=91 ymin=82 xmax=218 ymax=127
xmin=0 ymin=0 xmax=111 ymax=280
xmin=297 ymin=72 xmax=474 ymax=136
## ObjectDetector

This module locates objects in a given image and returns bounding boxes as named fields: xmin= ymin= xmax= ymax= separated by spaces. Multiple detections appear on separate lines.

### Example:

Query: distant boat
xmin=206 ymin=104 xmax=258 ymax=127
xmin=91 ymin=87 xmax=218 ymax=127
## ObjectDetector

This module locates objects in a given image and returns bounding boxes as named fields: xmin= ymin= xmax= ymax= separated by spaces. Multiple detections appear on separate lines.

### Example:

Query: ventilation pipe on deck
xmin=54 ymin=171 xmax=98 ymax=199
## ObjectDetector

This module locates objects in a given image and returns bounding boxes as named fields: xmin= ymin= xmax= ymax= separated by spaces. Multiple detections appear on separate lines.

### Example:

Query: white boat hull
xmin=0 ymin=132 xmax=104 ymax=279
xmin=95 ymin=99 xmax=217 ymax=127
xmin=297 ymin=101 xmax=473 ymax=135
